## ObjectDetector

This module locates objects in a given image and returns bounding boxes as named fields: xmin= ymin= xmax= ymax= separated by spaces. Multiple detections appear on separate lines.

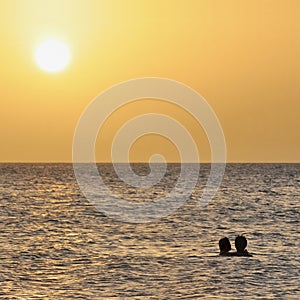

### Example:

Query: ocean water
xmin=0 ymin=163 xmax=299 ymax=299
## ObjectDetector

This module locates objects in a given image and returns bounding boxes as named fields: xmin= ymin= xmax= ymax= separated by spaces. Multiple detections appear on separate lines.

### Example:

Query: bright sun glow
xmin=35 ymin=39 xmax=71 ymax=72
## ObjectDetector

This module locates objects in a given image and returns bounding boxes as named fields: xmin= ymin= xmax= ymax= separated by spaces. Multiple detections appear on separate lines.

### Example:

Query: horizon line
xmin=0 ymin=161 xmax=299 ymax=164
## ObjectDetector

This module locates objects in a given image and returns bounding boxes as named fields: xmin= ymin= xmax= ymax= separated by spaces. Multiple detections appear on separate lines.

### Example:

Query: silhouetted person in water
xmin=219 ymin=235 xmax=253 ymax=256
xmin=234 ymin=235 xmax=252 ymax=256
xmin=219 ymin=237 xmax=232 ymax=256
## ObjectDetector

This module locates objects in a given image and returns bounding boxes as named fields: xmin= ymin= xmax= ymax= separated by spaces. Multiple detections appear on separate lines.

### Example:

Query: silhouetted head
xmin=219 ymin=237 xmax=231 ymax=253
xmin=235 ymin=235 xmax=247 ymax=252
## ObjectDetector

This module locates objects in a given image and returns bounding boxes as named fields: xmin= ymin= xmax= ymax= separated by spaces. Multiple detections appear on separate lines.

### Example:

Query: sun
xmin=35 ymin=39 xmax=71 ymax=72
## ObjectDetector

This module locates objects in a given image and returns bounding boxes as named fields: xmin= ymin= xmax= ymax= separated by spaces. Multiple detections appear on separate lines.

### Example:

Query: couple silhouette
xmin=219 ymin=235 xmax=252 ymax=257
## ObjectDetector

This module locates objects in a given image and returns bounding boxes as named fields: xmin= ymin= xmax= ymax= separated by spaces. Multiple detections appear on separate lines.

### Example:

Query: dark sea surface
xmin=0 ymin=163 xmax=299 ymax=299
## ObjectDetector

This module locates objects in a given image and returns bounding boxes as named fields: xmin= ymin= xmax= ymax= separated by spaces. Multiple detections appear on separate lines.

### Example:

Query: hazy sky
xmin=1 ymin=0 xmax=299 ymax=162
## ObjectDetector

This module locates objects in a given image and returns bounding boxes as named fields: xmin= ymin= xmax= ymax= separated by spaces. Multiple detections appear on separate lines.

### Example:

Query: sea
xmin=0 ymin=163 xmax=299 ymax=299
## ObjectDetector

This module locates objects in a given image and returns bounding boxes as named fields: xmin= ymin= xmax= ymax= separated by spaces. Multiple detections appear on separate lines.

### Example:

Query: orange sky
xmin=0 ymin=0 xmax=299 ymax=162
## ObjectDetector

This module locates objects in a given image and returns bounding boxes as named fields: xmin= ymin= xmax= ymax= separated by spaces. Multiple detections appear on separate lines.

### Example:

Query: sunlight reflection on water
xmin=0 ymin=163 xmax=299 ymax=299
